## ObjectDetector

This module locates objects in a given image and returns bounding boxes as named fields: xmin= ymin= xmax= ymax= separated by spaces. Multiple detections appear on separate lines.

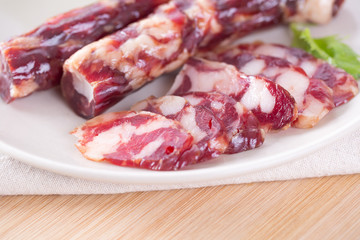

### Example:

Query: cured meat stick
xmin=131 ymin=92 xmax=264 ymax=160
xmin=168 ymin=58 xmax=298 ymax=132
xmin=198 ymin=46 xmax=335 ymax=128
xmin=199 ymin=0 xmax=346 ymax=49
xmin=73 ymin=92 xmax=265 ymax=171
xmin=72 ymin=111 xmax=194 ymax=171
xmin=132 ymin=95 xmax=230 ymax=163
xmin=0 ymin=0 xmax=168 ymax=103
xmin=225 ymin=42 xmax=358 ymax=107
xmin=180 ymin=92 xmax=265 ymax=154
xmin=62 ymin=0 xmax=345 ymax=119
xmin=61 ymin=1 xmax=203 ymax=118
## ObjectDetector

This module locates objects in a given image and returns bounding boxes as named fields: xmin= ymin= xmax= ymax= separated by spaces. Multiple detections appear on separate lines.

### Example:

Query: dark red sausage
xmin=132 ymin=95 xmax=229 ymax=163
xmin=61 ymin=2 xmax=198 ymax=118
xmin=223 ymin=42 xmax=358 ymax=107
xmin=131 ymin=92 xmax=264 ymax=163
xmin=72 ymin=111 xmax=195 ymax=171
xmin=180 ymin=91 xmax=265 ymax=153
xmin=198 ymin=45 xmax=336 ymax=128
xmin=0 ymin=0 xmax=168 ymax=103
xmin=168 ymin=57 xmax=298 ymax=131
xmin=61 ymin=0 xmax=344 ymax=119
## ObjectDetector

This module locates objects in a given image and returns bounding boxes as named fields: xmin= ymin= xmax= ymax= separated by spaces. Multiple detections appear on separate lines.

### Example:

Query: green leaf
xmin=290 ymin=23 xmax=360 ymax=79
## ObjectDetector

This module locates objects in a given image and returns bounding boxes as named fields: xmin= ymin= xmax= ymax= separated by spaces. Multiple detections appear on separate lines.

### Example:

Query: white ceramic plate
xmin=0 ymin=0 xmax=359 ymax=184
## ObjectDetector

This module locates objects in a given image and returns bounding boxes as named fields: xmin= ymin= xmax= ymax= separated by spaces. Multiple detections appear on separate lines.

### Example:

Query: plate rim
xmin=1 ymin=102 xmax=360 ymax=185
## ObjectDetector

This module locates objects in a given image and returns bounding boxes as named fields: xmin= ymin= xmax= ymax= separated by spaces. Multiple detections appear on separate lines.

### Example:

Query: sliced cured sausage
xmin=131 ymin=95 xmax=229 ymax=162
xmin=72 ymin=111 xmax=194 ymax=171
xmin=199 ymin=0 xmax=345 ymax=48
xmin=132 ymin=92 xmax=265 ymax=157
xmin=0 ymin=0 xmax=168 ymax=103
xmin=168 ymin=58 xmax=297 ymax=131
xmin=61 ymin=0 xmax=343 ymax=118
xmin=180 ymin=92 xmax=265 ymax=153
xmin=286 ymin=0 xmax=345 ymax=24
xmin=226 ymin=42 xmax=358 ymax=107
xmin=61 ymin=2 xmax=199 ymax=118
xmin=199 ymin=48 xmax=335 ymax=128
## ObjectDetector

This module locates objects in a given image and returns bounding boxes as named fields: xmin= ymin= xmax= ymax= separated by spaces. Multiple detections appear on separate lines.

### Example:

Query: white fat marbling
xmin=302 ymin=96 xmax=328 ymax=119
xmin=300 ymin=61 xmax=318 ymax=77
xmin=183 ymin=95 xmax=203 ymax=106
xmin=241 ymin=59 xmax=266 ymax=76
xmin=67 ymin=63 xmax=94 ymax=102
xmin=276 ymin=70 xmax=309 ymax=106
xmin=159 ymin=96 xmax=186 ymax=116
xmin=130 ymin=99 xmax=148 ymax=112
xmin=11 ymin=80 xmax=39 ymax=98
xmin=241 ymin=77 xmax=275 ymax=114
xmin=183 ymin=0 xmax=221 ymax=42
xmin=211 ymin=101 xmax=223 ymax=110
xmin=290 ymin=0 xmax=336 ymax=24
xmin=180 ymin=107 xmax=207 ymax=142
xmin=84 ymin=123 xmax=136 ymax=161
xmin=133 ymin=137 xmax=165 ymax=159
xmin=234 ymin=102 xmax=245 ymax=115
xmin=133 ymin=114 xmax=174 ymax=135
xmin=262 ymin=67 xmax=282 ymax=79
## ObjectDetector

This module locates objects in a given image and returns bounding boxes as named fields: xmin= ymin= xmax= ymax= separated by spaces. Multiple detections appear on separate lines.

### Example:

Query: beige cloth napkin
xmin=1 ymin=129 xmax=359 ymax=195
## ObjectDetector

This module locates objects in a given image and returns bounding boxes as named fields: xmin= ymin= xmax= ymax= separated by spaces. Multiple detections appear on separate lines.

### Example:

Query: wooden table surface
xmin=1 ymin=174 xmax=359 ymax=239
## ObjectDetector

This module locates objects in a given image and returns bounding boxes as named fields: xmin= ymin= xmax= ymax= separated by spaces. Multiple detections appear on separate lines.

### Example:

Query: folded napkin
xmin=1 ymin=128 xmax=359 ymax=195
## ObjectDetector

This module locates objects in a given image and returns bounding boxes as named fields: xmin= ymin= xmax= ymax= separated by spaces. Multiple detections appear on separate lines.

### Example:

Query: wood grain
xmin=0 ymin=175 xmax=359 ymax=239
